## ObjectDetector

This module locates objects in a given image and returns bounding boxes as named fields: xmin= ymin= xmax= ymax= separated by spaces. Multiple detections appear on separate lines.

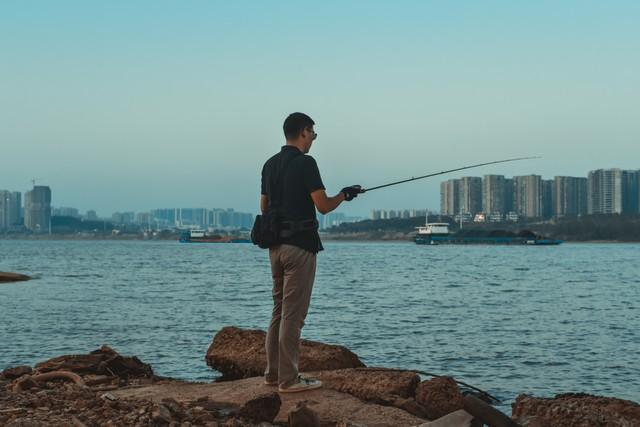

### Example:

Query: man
xmin=260 ymin=112 xmax=362 ymax=392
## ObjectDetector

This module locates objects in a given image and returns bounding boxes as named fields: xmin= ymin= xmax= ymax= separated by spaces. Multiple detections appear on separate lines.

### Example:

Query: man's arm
xmin=260 ymin=195 xmax=269 ymax=214
xmin=311 ymin=190 xmax=345 ymax=215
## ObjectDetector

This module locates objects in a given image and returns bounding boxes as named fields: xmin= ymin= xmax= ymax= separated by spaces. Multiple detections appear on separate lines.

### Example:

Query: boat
xmin=179 ymin=229 xmax=250 ymax=243
xmin=414 ymin=221 xmax=562 ymax=246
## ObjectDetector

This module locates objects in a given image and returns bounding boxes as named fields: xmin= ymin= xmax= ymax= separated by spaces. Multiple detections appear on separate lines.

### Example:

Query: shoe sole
xmin=278 ymin=383 xmax=323 ymax=393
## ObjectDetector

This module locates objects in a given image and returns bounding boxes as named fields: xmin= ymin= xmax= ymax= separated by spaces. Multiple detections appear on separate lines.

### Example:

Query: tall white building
xmin=482 ymin=175 xmax=506 ymax=217
xmin=459 ymin=177 xmax=482 ymax=216
xmin=588 ymin=169 xmax=623 ymax=214
xmin=440 ymin=179 xmax=460 ymax=216
xmin=553 ymin=176 xmax=588 ymax=217
xmin=514 ymin=175 xmax=544 ymax=218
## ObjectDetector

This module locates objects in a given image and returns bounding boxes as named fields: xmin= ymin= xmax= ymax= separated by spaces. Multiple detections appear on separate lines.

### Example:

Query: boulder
xmin=1 ymin=365 xmax=33 ymax=380
xmin=205 ymin=326 xmax=365 ymax=380
xmin=313 ymin=368 xmax=420 ymax=402
xmin=415 ymin=377 xmax=464 ymax=420
xmin=512 ymin=393 xmax=640 ymax=427
xmin=11 ymin=375 xmax=39 ymax=392
xmin=288 ymin=401 xmax=320 ymax=427
xmin=0 ymin=272 xmax=31 ymax=283
xmin=414 ymin=409 xmax=475 ymax=427
xmin=238 ymin=392 xmax=281 ymax=423
xmin=35 ymin=345 xmax=153 ymax=378
xmin=463 ymin=395 xmax=519 ymax=427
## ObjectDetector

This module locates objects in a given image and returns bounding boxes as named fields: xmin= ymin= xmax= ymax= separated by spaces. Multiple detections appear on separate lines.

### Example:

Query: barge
xmin=415 ymin=222 xmax=562 ymax=245
xmin=179 ymin=230 xmax=251 ymax=243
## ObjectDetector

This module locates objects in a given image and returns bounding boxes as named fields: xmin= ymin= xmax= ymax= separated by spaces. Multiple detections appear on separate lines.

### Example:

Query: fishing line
xmin=362 ymin=157 xmax=540 ymax=193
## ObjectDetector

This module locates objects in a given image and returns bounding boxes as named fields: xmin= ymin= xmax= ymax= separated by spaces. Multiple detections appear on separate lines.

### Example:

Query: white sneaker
xmin=278 ymin=376 xmax=323 ymax=393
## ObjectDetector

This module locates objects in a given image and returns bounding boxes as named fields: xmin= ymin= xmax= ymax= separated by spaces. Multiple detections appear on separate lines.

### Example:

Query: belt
xmin=279 ymin=219 xmax=318 ymax=238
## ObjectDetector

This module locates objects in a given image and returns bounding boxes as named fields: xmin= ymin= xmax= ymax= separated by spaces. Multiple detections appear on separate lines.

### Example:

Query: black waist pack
xmin=251 ymin=212 xmax=281 ymax=249
xmin=252 ymin=151 xmax=300 ymax=249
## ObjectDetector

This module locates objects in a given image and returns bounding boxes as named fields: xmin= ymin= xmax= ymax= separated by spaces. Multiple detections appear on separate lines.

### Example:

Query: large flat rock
xmin=512 ymin=393 xmax=640 ymax=427
xmin=34 ymin=345 xmax=154 ymax=378
xmin=0 ymin=272 xmax=31 ymax=283
xmin=206 ymin=326 xmax=365 ymax=380
xmin=311 ymin=368 xmax=420 ymax=402
xmin=113 ymin=376 xmax=428 ymax=427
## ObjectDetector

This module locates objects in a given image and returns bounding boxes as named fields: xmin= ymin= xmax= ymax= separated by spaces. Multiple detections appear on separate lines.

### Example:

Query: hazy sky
xmin=2 ymin=1 xmax=639 ymax=217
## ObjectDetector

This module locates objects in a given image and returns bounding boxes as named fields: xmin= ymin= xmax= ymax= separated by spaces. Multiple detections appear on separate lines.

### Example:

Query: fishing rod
xmin=362 ymin=156 xmax=540 ymax=193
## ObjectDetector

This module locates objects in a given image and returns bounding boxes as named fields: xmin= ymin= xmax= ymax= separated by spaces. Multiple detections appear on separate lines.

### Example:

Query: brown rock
xmin=12 ymin=375 xmax=39 ymax=392
xmin=0 ymin=272 xmax=31 ymax=283
xmin=222 ymin=419 xmax=249 ymax=427
xmin=415 ymin=376 xmax=464 ymax=420
xmin=314 ymin=367 xmax=420 ymax=403
xmin=1 ymin=366 xmax=33 ymax=380
xmin=35 ymin=345 xmax=153 ymax=378
xmin=336 ymin=421 xmax=368 ymax=427
xmin=512 ymin=393 xmax=640 ymax=427
xmin=206 ymin=326 xmax=364 ymax=380
xmin=112 ymin=377 xmax=428 ymax=426
xmin=161 ymin=397 xmax=186 ymax=419
xmin=288 ymin=401 xmax=320 ymax=427
xmin=151 ymin=403 xmax=173 ymax=426
xmin=238 ymin=392 xmax=281 ymax=422
xmin=414 ymin=409 xmax=475 ymax=427
xmin=387 ymin=396 xmax=430 ymax=419
xmin=463 ymin=395 xmax=519 ymax=427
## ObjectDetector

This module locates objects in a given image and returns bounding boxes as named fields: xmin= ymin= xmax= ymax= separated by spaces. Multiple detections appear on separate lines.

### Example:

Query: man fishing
xmin=260 ymin=112 xmax=363 ymax=392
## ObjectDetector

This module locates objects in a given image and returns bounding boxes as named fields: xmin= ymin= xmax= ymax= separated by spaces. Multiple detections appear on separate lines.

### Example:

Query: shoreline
xmin=2 ymin=328 xmax=639 ymax=426
xmin=1 ymin=235 xmax=639 ymax=243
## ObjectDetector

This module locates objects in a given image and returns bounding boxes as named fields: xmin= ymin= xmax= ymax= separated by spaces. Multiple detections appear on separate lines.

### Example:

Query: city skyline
xmin=2 ymin=2 xmax=639 ymax=216
xmin=440 ymin=168 xmax=640 ymax=221
xmin=5 ymin=164 xmax=640 ymax=228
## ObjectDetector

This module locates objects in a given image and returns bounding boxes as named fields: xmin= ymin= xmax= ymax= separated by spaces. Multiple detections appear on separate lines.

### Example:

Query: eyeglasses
xmin=307 ymin=128 xmax=317 ymax=140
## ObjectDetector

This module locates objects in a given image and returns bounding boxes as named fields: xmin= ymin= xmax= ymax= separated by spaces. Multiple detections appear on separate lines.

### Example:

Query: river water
xmin=1 ymin=240 xmax=638 ymax=410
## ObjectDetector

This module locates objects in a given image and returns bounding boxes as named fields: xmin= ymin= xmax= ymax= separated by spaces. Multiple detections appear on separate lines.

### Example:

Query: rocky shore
xmin=1 ymin=327 xmax=638 ymax=427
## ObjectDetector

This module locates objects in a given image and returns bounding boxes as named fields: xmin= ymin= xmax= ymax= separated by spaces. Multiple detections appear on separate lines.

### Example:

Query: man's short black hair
xmin=283 ymin=112 xmax=315 ymax=140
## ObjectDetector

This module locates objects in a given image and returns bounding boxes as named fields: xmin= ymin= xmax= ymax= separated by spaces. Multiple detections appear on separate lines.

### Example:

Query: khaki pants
xmin=265 ymin=244 xmax=317 ymax=387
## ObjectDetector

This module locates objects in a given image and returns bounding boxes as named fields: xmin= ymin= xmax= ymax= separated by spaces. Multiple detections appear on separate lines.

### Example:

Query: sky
xmin=1 ymin=1 xmax=639 ymax=217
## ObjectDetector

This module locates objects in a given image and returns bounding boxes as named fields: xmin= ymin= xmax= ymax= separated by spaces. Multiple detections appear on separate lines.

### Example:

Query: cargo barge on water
xmin=179 ymin=230 xmax=250 ymax=243
xmin=414 ymin=222 xmax=562 ymax=246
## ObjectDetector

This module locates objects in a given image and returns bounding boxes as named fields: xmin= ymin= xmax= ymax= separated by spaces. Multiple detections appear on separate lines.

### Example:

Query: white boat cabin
xmin=416 ymin=223 xmax=450 ymax=236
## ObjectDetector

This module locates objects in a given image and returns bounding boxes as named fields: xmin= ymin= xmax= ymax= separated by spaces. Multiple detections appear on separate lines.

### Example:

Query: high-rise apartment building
xmin=504 ymin=178 xmax=515 ymax=214
xmin=621 ymin=170 xmax=640 ymax=214
xmin=482 ymin=175 xmax=506 ymax=217
xmin=53 ymin=207 xmax=80 ymax=218
xmin=542 ymin=179 xmax=554 ymax=219
xmin=24 ymin=186 xmax=52 ymax=233
xmin=85 ymin=210 xmax=99 ymax=221
xmin=151 ymin=208 xmax=177 ymax=226
xmin=440 ymin=179 xmax=460 ymax=216
xmin=588 ymin=169 xmax=623 ymax=214
xmin=177 ymin=208 xmax=208 ymax=226
xmin=0 ymin=191 xmax=11 ymax=229
xmin=553 ymin=176 xmax=588 ymax=217
xmin=0 ymin=191 xmax=22 ymax=229
xmin=514 ymin=175 xmax=544 ymax=218
xmin=459 ymin=177 xmax=482 ymax=216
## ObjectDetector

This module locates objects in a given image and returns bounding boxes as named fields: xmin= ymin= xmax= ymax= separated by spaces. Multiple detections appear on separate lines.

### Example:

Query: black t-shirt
xmin=261 ymin=146 xmax=325 ymax=253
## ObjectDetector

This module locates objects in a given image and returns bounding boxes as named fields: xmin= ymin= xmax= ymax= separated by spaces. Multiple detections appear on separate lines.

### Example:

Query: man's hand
xmin=341 ymin=185 xmax=364 ymax=201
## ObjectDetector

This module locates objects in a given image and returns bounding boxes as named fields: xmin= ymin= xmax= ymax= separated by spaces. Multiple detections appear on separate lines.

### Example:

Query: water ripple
xmin=1 ymin=240 xmax=639 ymax=409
